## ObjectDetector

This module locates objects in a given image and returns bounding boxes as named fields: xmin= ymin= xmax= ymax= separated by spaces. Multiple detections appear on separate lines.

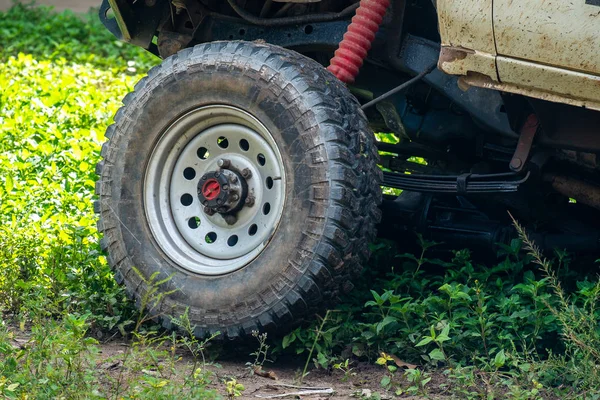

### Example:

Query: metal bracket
xmin=375 ymin=101 xmax=410 ymax=141
xmin=99 ymin=0 xmax=168 ymax=51
xmin=510 ymin=114 xmax=539 ymax=172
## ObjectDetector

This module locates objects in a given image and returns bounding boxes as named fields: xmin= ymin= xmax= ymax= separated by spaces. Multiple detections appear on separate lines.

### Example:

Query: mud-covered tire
xmin=95 ymin=41 xmax=382 ymax=338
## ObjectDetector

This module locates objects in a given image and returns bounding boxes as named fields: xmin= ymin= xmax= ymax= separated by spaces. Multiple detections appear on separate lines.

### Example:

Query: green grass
xmin=0 ymin=2 xmax=158 ymax=71
xmin=282 ymin=237 xmax=600 ymax=398
xmin=0 ymin=3 xmax=600 ymax=400
xmin=0 ymin=22 xmax=144 ymax=331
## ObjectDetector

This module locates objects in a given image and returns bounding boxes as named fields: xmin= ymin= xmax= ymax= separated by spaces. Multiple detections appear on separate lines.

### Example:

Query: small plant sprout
xmin=131 ymin=267 xmax=178 ymax=334
xmin=333 ymin=359 xmax=356 ymax=382
xmin=248 ymin=330 xmax=271 ymax=370
xmin=171 ymin=309 xmax=221 ymax=370
xmin=404 ymin=368 xmax=432 ymax=396
xmin=300 ymin=310 xmax=332 ymax=384
xmin=225 ymin=378 xmax=245 ymax=399
xmin=375 ymin=352 xmax=397 ymax=391
xmin=415 ymin=323 xmax=450 ymax=364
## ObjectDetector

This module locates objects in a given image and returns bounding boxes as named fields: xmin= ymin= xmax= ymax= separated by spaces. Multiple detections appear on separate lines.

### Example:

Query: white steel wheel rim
xmin=144 ymin=105 xmax=286 ymax=275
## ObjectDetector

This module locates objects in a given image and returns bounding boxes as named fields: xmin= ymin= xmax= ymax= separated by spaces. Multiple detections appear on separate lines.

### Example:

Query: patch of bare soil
xmin=95 ymin=339 xmax=431 ymax=399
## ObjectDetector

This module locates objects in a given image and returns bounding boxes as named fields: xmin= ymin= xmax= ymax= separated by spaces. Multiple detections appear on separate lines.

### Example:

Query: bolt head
xmin=232 ymin=194 xmax=239 ymax=201
xmin=217 ymin=159 xmax=231 ymax=169
xmin=510 ymin=158 xmax=523 ymax=170
xmin=204 ymin=206 xmax=215 ymax=215
xmin=224 ymin=215 xmax=237 ymax=225
xmin=230 ymin=176 xmax=239 ymax=184
xmin=242 ymin=168 xmax=252 ymax=179
xmin=222 ymin=184 xmax=229 ymax=191
xmin=245 ymin=197 xmax=255 ymax=207
xmin=216 ymin=199 xmax=223 ymax=205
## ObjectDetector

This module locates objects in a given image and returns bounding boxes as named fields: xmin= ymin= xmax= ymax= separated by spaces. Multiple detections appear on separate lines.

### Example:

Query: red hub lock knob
xmin=202 ymin=179 xmax=221 ymax=201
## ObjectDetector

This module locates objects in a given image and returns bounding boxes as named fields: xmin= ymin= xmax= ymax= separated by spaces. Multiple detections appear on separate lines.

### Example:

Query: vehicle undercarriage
xmin=102 ymin=0 xmax=600 ymax=254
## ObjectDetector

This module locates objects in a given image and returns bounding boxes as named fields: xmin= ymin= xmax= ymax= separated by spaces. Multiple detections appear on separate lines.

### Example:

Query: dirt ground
xmin=96 ymin=339 xmax=431 ymax=400
xmin=9 ymin=324 xmax=433 ymax=399
xmin=7 ymin=320 xmax=434 ymax=399
xmin=0 ymin=0 xmax=99 ymax=13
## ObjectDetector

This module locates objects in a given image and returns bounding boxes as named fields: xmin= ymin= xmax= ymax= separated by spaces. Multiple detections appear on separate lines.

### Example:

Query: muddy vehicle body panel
xmin=437 ymin=0 xmax=600 ymax=109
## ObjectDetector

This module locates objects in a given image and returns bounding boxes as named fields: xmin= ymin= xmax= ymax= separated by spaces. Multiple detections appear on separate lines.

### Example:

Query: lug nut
xmin=217 ymin=159 xmax=231 ymax=169
xmin=222 ymin=184 xmax=229 ymax=191
xmin=230 ymin=176 xmax=238 ymax=184
xmin=231 ymin=194 xmax=239 ymax=201
xmin=224 ymin=215 xmax=237 ymax=225
xmin=204 ymin=206 xmax=215 ymax=216
xmin=242 ymin=168 xmax=252 ymax=179
xmin=245 ymin=197 xmax=255 ymax=207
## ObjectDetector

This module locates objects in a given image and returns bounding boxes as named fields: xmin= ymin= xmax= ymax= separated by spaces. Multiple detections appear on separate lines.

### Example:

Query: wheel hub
xmin=198 ymin=166 xmax=248 ymax=217
xmin=144 ymin=106 xmax=286 ymax=275
xmin=201 ymin=178 xmax=221 ymax=201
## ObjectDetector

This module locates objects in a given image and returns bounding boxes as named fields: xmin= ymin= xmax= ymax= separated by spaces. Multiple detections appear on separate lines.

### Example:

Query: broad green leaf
xmin=6 ymin=383 xmax=19 ymax=391
xmin=282 ymin=332 xmax=296 ymax=349
xmin=494 ymin=349 xmax=506 ymax=368
xmin=429 ymin=348 xmax=445 ymax=361
xmin=380 ymin=375 xmax=391 ymax=388
xmin=5 ymin=175 xmax=13 ymax=192
xmin=376 ymin=316 xmax=397 ymax=335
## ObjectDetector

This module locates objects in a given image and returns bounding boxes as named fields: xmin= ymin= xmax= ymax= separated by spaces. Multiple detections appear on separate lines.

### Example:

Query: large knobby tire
xmin=95 ymin=41 xmax=382 ymax=338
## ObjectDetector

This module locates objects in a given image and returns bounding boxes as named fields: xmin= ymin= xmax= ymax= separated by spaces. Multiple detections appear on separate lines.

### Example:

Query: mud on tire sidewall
xmin=96 ymin=42 xmax=382 ymax=337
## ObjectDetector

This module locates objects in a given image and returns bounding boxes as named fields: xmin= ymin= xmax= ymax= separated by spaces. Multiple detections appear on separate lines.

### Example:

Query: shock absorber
xmin=327 ymin=0 xmax=390 ymax=84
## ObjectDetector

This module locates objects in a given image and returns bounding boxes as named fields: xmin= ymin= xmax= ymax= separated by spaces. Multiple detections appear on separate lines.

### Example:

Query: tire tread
xmin=95 ymin=41 xmax=381 ymax=337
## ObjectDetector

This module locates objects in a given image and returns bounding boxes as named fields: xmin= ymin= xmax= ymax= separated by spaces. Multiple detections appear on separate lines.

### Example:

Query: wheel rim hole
xmin=197 ymin=147 xmax=209 ymax=160
xmin=263 ymin=202 xmax=271 ymax=215
xmin=217 ymin=137 xmax=229 ymax=149
xmin=257 ymin=153 xmax=266 ymax=166
xmin=183 ymin=167 xmax=196 ymax=180
xmin=239 ymin=139 xmax=250 ymax=151
xmin=205 ymin=232 xmax=217 ymax=243
xmin=227 ymin=235 xmax=239 ymax=247
xmin=180 ymin=193 xmax=193 ymax=206
xmin=266 ymin=177 xmax=273 ymax=190
xmin=188 ymin=216 xmax=200 ymax=229
xmin=248 ymin=224 xmax=258 ymax=236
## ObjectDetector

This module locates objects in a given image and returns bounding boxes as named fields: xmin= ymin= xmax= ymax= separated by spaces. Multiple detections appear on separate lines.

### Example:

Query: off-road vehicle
xmin=96 ymin=0 xmax=600 ymax=337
